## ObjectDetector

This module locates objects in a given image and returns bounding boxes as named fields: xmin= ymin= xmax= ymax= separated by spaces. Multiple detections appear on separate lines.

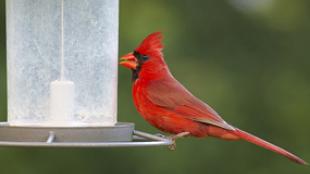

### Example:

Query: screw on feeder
xmin=46 ymin=131 xmax=55 ymax=144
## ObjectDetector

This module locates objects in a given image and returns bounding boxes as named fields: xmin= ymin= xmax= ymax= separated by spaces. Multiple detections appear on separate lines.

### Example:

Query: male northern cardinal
xmin=120 ymin=32 xmax=307 ymax=165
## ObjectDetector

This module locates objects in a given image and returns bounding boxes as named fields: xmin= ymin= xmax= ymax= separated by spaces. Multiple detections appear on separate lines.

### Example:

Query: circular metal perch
xmin=0 ymin=122 xmax=173 ymax=147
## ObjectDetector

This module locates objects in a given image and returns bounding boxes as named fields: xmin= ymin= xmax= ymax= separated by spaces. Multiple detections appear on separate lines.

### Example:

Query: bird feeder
xmin=0 ymin=0 xmax=172 ymax=147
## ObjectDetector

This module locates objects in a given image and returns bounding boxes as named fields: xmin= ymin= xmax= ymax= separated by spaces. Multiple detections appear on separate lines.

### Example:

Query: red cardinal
xmin=120 ymin=32 xmax=307 ymax=165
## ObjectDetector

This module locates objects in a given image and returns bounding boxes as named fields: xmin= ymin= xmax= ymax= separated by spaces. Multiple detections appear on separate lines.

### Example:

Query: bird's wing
xmin=146 ymin=77 xmax=235 ymax=130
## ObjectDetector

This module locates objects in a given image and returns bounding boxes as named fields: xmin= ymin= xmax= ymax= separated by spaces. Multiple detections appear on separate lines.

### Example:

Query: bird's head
xmin=120 ymin=32 xmax=168 ymax=80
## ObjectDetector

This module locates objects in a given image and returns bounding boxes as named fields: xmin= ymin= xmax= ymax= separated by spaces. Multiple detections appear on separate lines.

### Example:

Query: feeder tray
xmin=0 ymin=122 xmax=173 ymax=147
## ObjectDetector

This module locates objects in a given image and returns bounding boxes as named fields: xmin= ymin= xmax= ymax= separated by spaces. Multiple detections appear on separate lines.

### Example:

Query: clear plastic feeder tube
xmin=6 ymin=0 xmax=119 ymax=126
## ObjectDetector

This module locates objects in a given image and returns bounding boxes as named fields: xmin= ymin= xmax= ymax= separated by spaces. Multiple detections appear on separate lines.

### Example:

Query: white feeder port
xmin=6 ymin=0 xmax=118 ymax=127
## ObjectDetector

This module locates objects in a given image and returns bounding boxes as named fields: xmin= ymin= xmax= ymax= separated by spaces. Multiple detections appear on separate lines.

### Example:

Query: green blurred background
xmin=0 ymin=0 xmax=309 ymax=173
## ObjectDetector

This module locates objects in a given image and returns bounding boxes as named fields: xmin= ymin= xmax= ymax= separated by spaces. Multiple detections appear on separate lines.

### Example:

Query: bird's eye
xmin=142 ymin=55 xmax=149 ymax=61
xmin=133 ymin=50 xmax=149 ymax=62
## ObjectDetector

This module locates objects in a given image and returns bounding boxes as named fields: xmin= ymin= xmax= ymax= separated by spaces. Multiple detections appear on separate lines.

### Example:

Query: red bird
xmin=120 ymin=32 xmax=307 ymax=165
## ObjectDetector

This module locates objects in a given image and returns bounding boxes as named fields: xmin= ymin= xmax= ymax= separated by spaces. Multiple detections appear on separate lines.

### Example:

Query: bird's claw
xmin=168 ymin=141 xmax=177 ymax=150
xmin=167 ymin=132 xmax=190 ymax=151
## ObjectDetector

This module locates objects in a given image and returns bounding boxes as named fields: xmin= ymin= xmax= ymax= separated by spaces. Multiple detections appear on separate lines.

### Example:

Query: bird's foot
xmin=168 ymin=132 xmax=190 ymax=151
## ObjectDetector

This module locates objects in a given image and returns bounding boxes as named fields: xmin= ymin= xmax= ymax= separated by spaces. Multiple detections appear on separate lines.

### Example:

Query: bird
xmin=119 ymin=32 xmax=307 ymax=165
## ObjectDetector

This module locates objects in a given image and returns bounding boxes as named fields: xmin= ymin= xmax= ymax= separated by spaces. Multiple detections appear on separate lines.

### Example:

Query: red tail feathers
xmin=234 ymin=129 xmax=307 ymax=165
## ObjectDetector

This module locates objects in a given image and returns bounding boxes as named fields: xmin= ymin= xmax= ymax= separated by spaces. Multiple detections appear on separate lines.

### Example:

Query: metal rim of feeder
xmin=2 ymin=0 xmax=173 ymax=147
xmin=0 ymin=122 xmax=173 ymax=147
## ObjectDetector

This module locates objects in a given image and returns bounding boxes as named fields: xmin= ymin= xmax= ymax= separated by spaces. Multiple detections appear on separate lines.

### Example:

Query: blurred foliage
xmin=0 ymin=0 xmax=310 ymax=174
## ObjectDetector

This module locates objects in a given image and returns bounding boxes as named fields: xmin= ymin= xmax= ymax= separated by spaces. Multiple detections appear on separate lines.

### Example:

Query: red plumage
xmin=120 ymin=32 xmax=307 ymax=165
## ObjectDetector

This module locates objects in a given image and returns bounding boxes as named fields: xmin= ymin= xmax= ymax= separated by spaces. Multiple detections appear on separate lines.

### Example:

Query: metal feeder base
xmin=0 ymin=122 xmax=173 ymax=147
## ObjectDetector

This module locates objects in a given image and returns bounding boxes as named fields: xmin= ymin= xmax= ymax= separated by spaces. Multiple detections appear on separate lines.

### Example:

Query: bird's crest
xmin=135 ymin=32 xmax=163 ymax=56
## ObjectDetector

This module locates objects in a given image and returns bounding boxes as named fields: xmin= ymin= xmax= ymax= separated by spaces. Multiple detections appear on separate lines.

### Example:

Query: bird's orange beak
xmin=120 ymin=52 xmax=137 ymax=70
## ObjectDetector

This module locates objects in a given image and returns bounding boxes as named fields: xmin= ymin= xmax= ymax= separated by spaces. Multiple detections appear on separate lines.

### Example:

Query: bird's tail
xmin=233 ymin=128 xmax=307 ymax=165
